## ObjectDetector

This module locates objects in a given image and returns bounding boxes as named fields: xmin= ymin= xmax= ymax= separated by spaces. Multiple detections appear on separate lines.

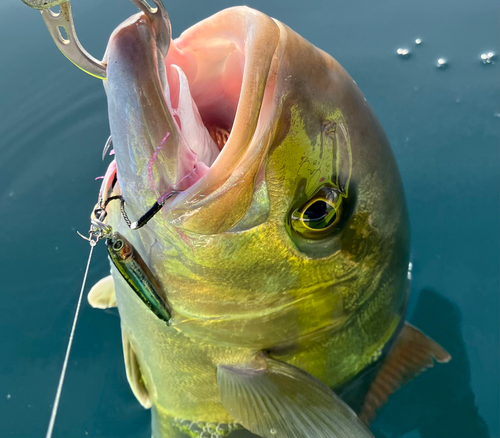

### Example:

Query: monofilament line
xmin=46 ymin=242 xmax=96 ymax=438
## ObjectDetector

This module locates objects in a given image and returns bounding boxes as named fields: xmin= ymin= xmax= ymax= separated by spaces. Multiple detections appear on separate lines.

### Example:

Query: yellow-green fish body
xmin=81 ymin=3 xmax=450 ymax=438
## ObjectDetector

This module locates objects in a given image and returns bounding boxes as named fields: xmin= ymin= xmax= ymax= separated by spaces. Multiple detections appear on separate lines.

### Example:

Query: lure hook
xmin=102 ymin=136 xmax=113 ymax=161
xmin=77 ymin=202 xmax=113 ymax=246
xmin=90 ymin=218 xmax=113 ymax=238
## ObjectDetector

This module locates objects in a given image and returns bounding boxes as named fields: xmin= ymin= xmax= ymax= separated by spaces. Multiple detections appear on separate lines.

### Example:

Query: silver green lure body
xmin=106 ymin=232 xmax=171 ymax=325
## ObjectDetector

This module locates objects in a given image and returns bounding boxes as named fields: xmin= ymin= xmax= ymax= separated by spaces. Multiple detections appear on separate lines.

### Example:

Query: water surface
xmin=0 ymin=0 xmax=498 ymax=437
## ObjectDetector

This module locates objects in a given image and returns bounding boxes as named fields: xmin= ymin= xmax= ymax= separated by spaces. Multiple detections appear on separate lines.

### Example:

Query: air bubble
xmin=396 ymin=48 xmax=411 ymax=58
xmin=415 ymin=38 xmax=422 ymax=45
xmin=270 ymin=428 xmax=277 ymax=435
xmin=436 ymin=58 xmax=448 ymax=68
xmin=480 ymin=52 xmax=496 ymax=65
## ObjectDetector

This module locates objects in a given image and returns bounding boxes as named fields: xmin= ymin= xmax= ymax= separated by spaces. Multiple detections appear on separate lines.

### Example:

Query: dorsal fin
xmin=359 ymin=322 xmax=451 ymax=423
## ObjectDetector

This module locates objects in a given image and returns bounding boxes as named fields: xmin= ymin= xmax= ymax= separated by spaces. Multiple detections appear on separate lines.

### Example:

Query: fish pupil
xmin=289 ymin=185 xmax=345 ymax=239
xmin=303 ymin=200 xmax=336 ymax=229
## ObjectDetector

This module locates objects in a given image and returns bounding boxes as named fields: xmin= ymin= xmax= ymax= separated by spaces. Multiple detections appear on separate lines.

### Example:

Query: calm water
xmin=0 ymin=0 xmax=498 ymax=437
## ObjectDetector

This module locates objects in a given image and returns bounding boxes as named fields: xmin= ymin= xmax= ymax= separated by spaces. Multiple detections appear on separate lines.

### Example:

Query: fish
xmin=35 ymin=1 xmax=451 ymax=437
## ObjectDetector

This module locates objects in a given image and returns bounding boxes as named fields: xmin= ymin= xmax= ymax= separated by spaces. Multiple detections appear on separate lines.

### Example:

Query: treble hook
xmin=77 ymin=201 xmax=113 ymax=246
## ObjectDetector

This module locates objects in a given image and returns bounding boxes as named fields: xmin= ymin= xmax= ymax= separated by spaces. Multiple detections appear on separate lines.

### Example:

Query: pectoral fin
xmin=359 ymin=322 xmax=451 ymax=423
xmin=122 ymin=329 xmax=151 ymax=408
xmin=217 ymin=353 xmax=374 ymax=438
xmin=87 ymin=275 xmax=117 ymax=309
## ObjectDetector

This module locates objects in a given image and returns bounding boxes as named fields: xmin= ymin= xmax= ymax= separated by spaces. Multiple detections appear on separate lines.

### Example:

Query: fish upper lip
xmin=105 ymin=7 xmax=281 ymax=234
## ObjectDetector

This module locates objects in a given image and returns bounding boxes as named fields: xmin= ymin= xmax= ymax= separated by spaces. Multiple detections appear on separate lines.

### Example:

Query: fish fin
xmin=122 ymin=329 xmax=151 ymax=409
xmin=217 ymin=353 xmax=374 ymax=438
xmin=359 ymin=322 xmax=451 ymax=423
xmin=87 ymin=275 xmax=117 ymax=309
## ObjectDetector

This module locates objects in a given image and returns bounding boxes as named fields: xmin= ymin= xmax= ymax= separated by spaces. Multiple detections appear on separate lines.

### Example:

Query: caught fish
xmin=29 ymin=0 xmax=451 ymax=437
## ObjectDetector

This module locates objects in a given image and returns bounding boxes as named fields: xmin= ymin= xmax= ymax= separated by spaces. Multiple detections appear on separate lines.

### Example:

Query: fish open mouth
xmin=104 ymin=5 xmax=281 ymax=234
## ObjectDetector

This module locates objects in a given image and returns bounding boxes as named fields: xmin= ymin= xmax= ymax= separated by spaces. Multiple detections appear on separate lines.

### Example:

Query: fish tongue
xmin=105 ymin=13 xmax=206 ymax=216
xmin=167 ymin=65 xmax=220 ymax=167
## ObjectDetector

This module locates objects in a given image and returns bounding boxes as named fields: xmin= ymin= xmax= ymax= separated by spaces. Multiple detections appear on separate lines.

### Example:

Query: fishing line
xmin=45 ymin=241 xmax=96 ymax=438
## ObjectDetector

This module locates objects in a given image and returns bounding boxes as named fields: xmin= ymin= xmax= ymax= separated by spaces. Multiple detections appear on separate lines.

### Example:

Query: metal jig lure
xmin=106 ymin=231 xmax=172 ymax=325
xmin=86 ymin=207 xmax=172 ymax=326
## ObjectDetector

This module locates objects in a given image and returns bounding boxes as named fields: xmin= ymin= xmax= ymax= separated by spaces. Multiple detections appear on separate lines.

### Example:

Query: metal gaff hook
xmin=25 ymin=0 xmax=170 ymax=80
xmin=130 ymin=0 xmax=171 ymax=59
xmin=40 ymin=2 xmax=107 ymax=79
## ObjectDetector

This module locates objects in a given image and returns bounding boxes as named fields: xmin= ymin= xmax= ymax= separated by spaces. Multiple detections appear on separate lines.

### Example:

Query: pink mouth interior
xmin=103 ymin=7 xmax=280 ymax=235
xmin=163 ymin=35 xmax=245 ymax=162
xmin=101 ymin=25 xmax=247 ymax=202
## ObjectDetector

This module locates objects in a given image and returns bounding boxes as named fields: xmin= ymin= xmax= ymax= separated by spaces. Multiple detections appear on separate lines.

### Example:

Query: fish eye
xmin=291 ymin=186 xmax=343 ymax=239
xmin=112 ymin=239 xmax=124 ymax=251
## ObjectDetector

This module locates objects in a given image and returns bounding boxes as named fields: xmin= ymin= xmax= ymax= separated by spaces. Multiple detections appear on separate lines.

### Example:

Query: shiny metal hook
xmin=102 ymin=135 xmax=113 ymax=161
xmin=40 ymin=2 xmax=107 ymax=79
xmin=21 ymin=0 xmax=68 ymax=9
xmin=90 ymin=218 xmax=113 ymax=239
xmin=76 ymin=231 xmax=98 ymax=247
xmin=130 ymin=0 xmax=171 ymax=59
xmin=77 ymin=214 xmax=112 ymax=246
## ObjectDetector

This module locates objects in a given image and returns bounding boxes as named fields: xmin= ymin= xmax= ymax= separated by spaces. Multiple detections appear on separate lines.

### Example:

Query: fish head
xmin=101 ymin=5 xmax=410 ymax=352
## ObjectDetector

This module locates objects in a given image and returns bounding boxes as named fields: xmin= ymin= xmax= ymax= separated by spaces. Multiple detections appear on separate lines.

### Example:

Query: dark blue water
xmin=0 ymin=1 xmax=498 ymax=437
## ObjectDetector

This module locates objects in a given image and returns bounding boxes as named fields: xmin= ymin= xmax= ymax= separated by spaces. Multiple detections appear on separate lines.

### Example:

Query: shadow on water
xmin=371 ymin=288 xmax=490 ymax=438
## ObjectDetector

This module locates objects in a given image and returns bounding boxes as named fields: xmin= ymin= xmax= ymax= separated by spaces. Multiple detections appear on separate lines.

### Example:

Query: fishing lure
xmin=89 ymin=188 xmax=173 ymax=325
xmin=106 ymin=231 xmax=172 ymax=324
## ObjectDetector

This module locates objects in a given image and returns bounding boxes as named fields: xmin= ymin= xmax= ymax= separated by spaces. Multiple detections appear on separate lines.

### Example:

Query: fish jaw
xmin=104 ymin=8 xmax=281 ymax=234
xmin=104 ymin=12 xmax=208 ymax=224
